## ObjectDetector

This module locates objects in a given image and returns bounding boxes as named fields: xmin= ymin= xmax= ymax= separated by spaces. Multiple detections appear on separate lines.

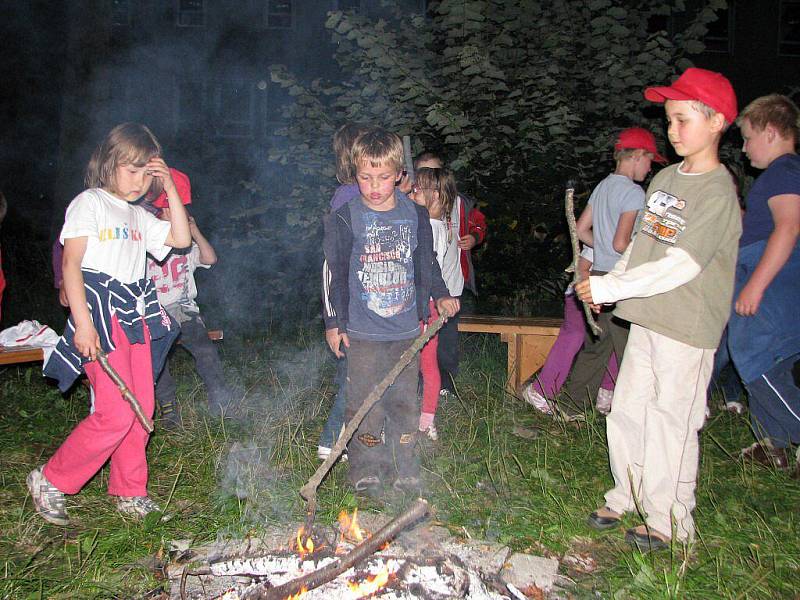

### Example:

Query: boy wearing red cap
xmin=577 ymin=68 xmax=742 ymax=550
xmin=554 ymin=127 xmax=666 ymax=418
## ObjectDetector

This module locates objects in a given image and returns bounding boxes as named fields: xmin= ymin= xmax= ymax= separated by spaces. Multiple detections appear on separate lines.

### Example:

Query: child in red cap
xmin=550 ymin=127 xmax=666 ymax=418
xmin=577 ymin=68 xmax=742 ymax=550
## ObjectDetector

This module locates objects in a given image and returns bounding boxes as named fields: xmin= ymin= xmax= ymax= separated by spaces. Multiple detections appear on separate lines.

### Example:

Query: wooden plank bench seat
xmin=458 ymin=315 xmax=562 ymax=392
xmin=0 ymin=330 xmax=224 ymax=367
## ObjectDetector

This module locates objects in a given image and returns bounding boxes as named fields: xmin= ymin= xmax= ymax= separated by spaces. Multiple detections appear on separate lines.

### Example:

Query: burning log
xmin=240 ymin=498 xmax=429 ymax=600
xmin=96 ymin=348 xmax=154 ymax=433
xmin=564 ymin=181 xmax=602 ymax=337
xmin=300 ymin=313 xmax=447 ymax=531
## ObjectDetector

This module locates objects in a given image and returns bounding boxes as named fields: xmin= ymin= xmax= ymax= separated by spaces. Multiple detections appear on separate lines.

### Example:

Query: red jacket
xmin=457 ymin=194 xmax=486 ymax=294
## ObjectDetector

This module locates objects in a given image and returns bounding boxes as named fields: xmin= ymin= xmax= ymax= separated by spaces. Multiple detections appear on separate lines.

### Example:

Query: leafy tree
xmin=260 ymin=0 xmax=726 ymax=317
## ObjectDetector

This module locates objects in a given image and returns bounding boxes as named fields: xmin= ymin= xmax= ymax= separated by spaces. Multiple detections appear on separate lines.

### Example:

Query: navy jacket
xmin=322 ymin=198 xmax=450 ymax=333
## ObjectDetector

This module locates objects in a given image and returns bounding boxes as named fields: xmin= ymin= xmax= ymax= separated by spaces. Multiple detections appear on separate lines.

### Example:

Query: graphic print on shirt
xmin=151 ymin=255 xmax=189 ymax=302
xmin=357 ymin=212 xmax=416 ymax=318
xmin=641 ymin=190 xmax=687 ymax=245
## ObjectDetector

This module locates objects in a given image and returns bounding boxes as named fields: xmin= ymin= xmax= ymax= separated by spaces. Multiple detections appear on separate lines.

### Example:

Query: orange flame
xmin=285 ymin=587 xmax=308 ymax=599
xmin=338 ymin=508 xmax=367 ymax=543
xmin=295 ymin=526 xmax=314 ymax=557
xmin=347 ymin=567 xmax=390 ymax=597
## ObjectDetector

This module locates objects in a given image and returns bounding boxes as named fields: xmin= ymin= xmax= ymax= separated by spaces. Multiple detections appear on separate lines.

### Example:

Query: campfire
xmin=166 ymin=499 xmax=561 ymax=599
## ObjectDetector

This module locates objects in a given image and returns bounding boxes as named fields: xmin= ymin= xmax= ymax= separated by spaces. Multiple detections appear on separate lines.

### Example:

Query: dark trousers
xmin=319 ymin=355 xmax=347 ymax=449
xmin=155 ymin=315 xmax=230 ymax=409
xmin=563 ymin=308 xmax=629 ymax=415
xmin=437 ymin=311 xmax=460 ymax=393
xmin=747 ymin=353 xmax=800 ymax=449
xmin=708 ymin=326 xmax=746 ymax=404
xmin=346 ymin=338 xmax=420 ymax=486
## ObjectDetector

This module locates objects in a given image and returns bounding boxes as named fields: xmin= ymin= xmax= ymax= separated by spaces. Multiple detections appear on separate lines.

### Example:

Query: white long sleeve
xmin=590 ymin=246 xmax=701 ymax=305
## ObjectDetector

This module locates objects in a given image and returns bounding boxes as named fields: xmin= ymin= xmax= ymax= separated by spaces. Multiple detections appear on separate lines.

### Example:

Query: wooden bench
xmin=458 ymin=315 xmax=562 ymax=393
xmin=0 ymin=330 xmax=224 ymax=366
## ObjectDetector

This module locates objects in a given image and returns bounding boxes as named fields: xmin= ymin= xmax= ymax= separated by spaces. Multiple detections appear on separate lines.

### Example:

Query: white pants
xmin=604 ymin=324 xmax=714 ymax=541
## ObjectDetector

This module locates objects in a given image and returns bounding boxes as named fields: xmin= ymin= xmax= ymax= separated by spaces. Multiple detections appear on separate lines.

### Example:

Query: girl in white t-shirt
xmin=409 ymin=167 xmax=460 ymax=440
xmin=28 ymin=123 xmax=191 ymax=525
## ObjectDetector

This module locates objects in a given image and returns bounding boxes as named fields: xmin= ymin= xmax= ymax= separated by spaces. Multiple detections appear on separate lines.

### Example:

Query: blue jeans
xmin=319 ymin=355 xmax=347 ymax=449
xmin=747 ymin=353 xmax=800 ymax=448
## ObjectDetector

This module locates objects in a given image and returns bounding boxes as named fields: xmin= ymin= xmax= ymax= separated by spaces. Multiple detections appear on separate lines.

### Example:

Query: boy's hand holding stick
xmin=565 ymin=180 xmax=602 ymax=336
xmin=96 ymin=348 xmax=155 ymax=433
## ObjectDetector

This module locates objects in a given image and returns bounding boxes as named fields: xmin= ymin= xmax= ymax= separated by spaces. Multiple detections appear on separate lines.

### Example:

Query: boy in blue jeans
xmin=578 ymin=68 xmax=741 ymax=549
xmin=727 ymin=94 xmax=800 ymax=474
xmin=323 ymin=128 xmax=459 ymax=496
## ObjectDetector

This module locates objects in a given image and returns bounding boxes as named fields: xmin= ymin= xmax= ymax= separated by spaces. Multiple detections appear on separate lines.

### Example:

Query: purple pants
xmin=531 ymin=293 xmax=618 ymax=398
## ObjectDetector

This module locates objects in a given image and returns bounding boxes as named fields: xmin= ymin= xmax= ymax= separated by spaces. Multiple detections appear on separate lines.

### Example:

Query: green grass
xmin=1 ymin=333 xmax=799 ymax=599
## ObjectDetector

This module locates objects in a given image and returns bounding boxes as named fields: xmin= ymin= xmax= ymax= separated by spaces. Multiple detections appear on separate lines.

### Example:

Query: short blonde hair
xmin=691 ymin=100 xmax=730 ymax=131
xmin=738 ymin=94 xmax=800 ymax=142
xmin=613 ymin=148 xmax=643 ymax=162
xmin=85 ymin=123 xmax=162 ymax=195
xmin=333 ymin=122 xmax=372 ymax=184
xmin=351 ymin=128 xmax=403 ymax=173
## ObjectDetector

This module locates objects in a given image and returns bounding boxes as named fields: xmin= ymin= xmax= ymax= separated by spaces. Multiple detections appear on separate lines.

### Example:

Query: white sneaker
xmin=115 ymin=496 xmax=161 ymax=519
xmin=521 ymin=385 xmax=552 ymax=414
xmin=595 ymin=388 xmax=613 ymax=415
xmin=27 ymin=466 xmax=69 ymax=525
xmin=424 ymin=424 xmax=438 ymax=441
xmin=724 ymin=401 xmax=745 ymax=415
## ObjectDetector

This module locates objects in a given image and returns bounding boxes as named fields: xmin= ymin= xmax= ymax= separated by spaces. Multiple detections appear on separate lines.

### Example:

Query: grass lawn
xmin=1 ymin=332 xmax=798 ymax=599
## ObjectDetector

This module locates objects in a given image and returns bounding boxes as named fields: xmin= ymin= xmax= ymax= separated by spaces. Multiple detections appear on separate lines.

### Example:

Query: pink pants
xmin=45 ymin=316 xmax=154 ymax=497
xmin=419 ymin=301 xmax=441 ymax=418
xmin=532 ymin=293 xmax=618 ymax=398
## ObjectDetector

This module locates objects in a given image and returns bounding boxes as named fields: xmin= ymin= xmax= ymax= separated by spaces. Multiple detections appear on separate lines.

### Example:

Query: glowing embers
xmin=347 ymin=566 xmax=390 ymax=598
xmin=285 ymin=588 xmax=309 ymax=599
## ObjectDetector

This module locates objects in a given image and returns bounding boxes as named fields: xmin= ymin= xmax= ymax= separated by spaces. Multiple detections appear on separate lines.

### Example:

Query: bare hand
xmin=575 ymin=279 xmax=594 ymax=304
xmin=146 ymin=158 xmax=177 ymax=198
xmin=325 ymin=327 xmax=350 ymax=358
xmin=397 ymin=172 xmax=413 ymax=194
xmin=457 ymin=234 xmax=477 ymax=251
xmin=735 ymin=283 xmax=763 ymax=316
xmin=74 ymin=324 xmax=101 ymax=361
xmin=436 ymin=296 xmax=460 ymax=319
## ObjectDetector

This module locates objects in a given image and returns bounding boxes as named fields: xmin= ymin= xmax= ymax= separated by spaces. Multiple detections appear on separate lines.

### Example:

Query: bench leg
xmin=518 ymin=335 xmax=559 ymax=392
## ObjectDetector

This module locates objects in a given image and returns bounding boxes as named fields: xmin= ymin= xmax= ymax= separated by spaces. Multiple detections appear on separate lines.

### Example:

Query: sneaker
xmin=724 ymin=401 xmax=745 ymax=415
xmin=317 ymin=445 xmax=348 ymax=462
xmin=158 ymin=400 xmax=182 ymax=430
xmin=354 ymin=476 xmax=382 ymax=498
xmin=115 ymin=496 xmax=162 ymax=519
xmin=27 ymin=466 xmax=69 ymax=525
xmin=595 ymin=388 xmax=613 ymax=415
xmin=423 ymin=424 xmax=438 ymax=441
xmin=521 ymin=385 xmax=553 ymax=415
xmin=392 ymin=476 xmax=422 ymax=494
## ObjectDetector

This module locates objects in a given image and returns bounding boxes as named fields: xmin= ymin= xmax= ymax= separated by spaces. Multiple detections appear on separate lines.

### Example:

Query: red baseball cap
xmin=644 ymin=67 xmax=737 ymax=125
xmin=615 ymin=127 xmax=667 ymax=164
xmin=152 ymin=168 xmax=192 ymax=208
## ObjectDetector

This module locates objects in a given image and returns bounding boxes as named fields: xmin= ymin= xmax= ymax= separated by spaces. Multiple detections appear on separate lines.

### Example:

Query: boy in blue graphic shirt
xmin=323 ymin=128 xmax=459 ymax=497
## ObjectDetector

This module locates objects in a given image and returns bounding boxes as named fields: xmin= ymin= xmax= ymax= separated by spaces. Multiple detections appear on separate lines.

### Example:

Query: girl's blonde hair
xmin=333 ymin=123 xmax=372 ymax=184
xmin=415 ymin=167 xmax=458 ymax=227
xmin=85 ymin=123 xmax=163 ymax=196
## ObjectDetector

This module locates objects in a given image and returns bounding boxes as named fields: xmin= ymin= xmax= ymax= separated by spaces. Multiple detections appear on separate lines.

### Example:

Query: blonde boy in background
xmin=577 ymin=68 xmax=741 ymax=550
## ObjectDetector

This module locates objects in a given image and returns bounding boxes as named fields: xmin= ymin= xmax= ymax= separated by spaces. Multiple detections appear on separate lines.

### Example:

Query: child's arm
xmin=322 ymin=213 xmax=350 ymax=357
xmin=735 ymin=193 xmax=800 ymax=316
xmin=612 ymin=210 xmax=638 ymax=254
xmin=576 ymin=205 xmax=593 ymax=247
xmin=189 ymin=217 xmax=217 ymax=265
xmin=62 ymin=237 xmax=100 ymax=360
xmin=458 ymin=205 xmax=487 ymax=250
xmin=147 ymin=158 xmax=191 ymax=248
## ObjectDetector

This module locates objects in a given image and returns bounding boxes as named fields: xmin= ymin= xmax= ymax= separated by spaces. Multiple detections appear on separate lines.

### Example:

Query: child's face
xmin=740 ymin=119 xmax=771 ymax=169
xmin=356 ymin=161 xmax=401 ymax=211
xmin=409 ymin=184 xmax=442 ymax=218
xmin=664 ymin=100 xmax=724 ymax=159
xmin=112 ymin=163 xmax=153 ymax=202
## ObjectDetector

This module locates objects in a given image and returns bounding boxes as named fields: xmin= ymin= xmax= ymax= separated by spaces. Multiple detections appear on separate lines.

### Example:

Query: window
xmin=779 ymin=0 xmax=800 ymax=56
xmin=215 ymin=82 xmax=255 ymax=138
xmin=111 ymin=0 xmax=131 ymax=26
xmin=177 ymin=0 xmax=205 ymax=28
xmin=266 ymin=0 xmax=292 ymax=29
xmin=704 ymin=7 xmax=734 ymax=54
xmin=262 ymin=81 xmax=291 ymax=135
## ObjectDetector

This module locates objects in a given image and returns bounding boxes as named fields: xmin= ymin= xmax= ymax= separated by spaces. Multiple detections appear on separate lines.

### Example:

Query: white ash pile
xmin=165 ymin=509 xmax=563 ymax=599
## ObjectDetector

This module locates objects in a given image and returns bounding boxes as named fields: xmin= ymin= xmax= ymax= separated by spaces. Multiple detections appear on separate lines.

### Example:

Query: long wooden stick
xmin=300 ymin=313 xmax=447 ymax=529
xmin=96 ymin=348 xmax=154 ymax=433
xmin=241 ymin=499 xmax=429 ymax=600
xmin=565 ymin=181 xmax=602 ymax=337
